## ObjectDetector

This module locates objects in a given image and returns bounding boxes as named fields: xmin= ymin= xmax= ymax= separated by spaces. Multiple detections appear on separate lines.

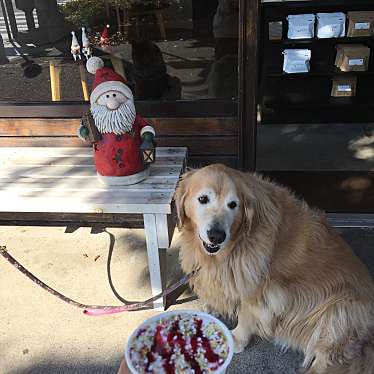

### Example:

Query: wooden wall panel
xmin=0 ymin=117 xmax=239 ymax=168
xmin=0 ymin=119 xmax=78 ymax=136
xmin=0 ymin=118 xmax=238 ymax=137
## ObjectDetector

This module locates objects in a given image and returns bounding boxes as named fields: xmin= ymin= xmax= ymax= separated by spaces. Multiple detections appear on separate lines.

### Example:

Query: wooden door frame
xmin=238 ymin=0 xmax=259 ymax=171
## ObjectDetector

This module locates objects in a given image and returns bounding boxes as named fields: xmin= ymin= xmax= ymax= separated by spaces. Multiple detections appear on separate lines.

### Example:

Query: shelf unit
xmin=259 ymin=0 xmax=374 ymax=124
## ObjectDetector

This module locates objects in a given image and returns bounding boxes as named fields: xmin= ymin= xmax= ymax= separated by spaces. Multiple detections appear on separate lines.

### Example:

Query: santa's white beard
xmin=91 ymin=100 xmax=136 ymax=135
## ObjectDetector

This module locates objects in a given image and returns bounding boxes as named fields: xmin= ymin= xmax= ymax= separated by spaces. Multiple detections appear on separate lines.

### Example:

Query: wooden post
xmin=115 ymin=1 xmax=121 ymax=33
xmin=79 ymin=63 xmax=89 ymax=101
xmin=155 ymin=11 xmax=166 ymax=40
xmin=238 ymin=0 xmax=259 ymax=171
xmin=105 ymin=0 xmax=110 ymax=19
xmin=49 ymin=60 xmax=62 ymax=101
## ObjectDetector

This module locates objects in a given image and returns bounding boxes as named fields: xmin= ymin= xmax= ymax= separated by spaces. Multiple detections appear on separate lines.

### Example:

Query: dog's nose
xmin=207 ymin=228 xmax=226 ymax=245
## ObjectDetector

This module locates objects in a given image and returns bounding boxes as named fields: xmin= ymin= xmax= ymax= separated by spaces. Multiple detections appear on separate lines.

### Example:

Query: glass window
xmin=0 ymin=0 xmax=239 ymax=103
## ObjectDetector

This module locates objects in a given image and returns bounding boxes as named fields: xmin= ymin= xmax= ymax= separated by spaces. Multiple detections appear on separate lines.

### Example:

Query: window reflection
xmin=0 ymin=0 xmax=238 ymax=102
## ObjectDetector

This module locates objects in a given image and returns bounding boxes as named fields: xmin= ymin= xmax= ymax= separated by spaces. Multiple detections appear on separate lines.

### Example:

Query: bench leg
xmin=144 ymin=213 xmax=168 ymax=310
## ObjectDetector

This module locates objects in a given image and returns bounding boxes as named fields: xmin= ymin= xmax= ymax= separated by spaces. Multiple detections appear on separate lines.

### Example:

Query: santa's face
xmin=91 ymin=91 xmax=136 ymax=135
xmin=97 ymin=90 xmax=129 ymax=111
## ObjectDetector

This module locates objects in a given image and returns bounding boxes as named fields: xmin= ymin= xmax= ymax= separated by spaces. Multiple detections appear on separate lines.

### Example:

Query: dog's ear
xmin=248 ymin=174 xmax=281 ymax=230
xmin=175 ymin=169 xmax=195 ymax=229
xmin=235 ymin=171 xmax=280 ymax=231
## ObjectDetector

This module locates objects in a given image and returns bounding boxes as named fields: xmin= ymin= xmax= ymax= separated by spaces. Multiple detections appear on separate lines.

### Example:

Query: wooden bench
xmin=0 ymin=146 xmax=187 ymax=310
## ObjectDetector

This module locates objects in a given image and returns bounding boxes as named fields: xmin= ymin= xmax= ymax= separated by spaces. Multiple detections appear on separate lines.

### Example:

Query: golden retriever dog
xmin=175 ymin=164 xmax=374 ymax=374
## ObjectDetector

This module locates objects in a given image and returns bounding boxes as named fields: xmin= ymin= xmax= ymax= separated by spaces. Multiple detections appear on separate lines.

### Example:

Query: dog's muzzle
xmin=200 ymin=227 xmax=227 ymax=254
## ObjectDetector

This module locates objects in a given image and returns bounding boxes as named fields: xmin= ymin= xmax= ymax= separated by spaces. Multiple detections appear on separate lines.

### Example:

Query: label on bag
xmin=291 ymin=62 xmax=307 ymax=70
xmin=354 ymin=22 xmax=370 ymax=30
xmin=337 ymin=85 xmax=352 ymax=92
xmin=348 ymin=58 xmax=364 ymax=66
xmin=293 ymin=26 xmax=310 ymax=35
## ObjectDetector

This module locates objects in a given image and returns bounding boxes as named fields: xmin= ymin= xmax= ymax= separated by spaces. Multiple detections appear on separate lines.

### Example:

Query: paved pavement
xmin=1 ymin=225 xmax=374 ymax=374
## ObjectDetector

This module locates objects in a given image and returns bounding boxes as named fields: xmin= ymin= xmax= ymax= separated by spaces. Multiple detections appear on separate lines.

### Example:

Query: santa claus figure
xmin=78 ymin=56 xmax=155 ymax=185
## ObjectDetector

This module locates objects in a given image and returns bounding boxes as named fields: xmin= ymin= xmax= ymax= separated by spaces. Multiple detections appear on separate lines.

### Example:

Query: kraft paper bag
xmin=335 ymin=44 xmax=370 ymax=72
xmin=347 ymin=11 xmax=374 ymax=37
xmin=331 ymin=76 xmax=357 ymax=97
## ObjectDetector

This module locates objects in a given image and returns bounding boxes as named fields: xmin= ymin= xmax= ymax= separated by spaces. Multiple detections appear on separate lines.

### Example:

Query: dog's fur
xmin=175 ymin=164 xmax=374 ymax=374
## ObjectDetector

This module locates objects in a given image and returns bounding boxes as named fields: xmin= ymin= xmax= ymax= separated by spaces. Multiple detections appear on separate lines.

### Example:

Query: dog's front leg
xmin=231 ymin=304 xmax=257 ymax=353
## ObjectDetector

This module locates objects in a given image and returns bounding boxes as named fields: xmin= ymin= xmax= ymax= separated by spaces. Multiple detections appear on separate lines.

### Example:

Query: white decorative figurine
xmin=70 ymin=31 xmax=81 ymax=61
xmin=81 ymin=27 xmax=92 ymax=60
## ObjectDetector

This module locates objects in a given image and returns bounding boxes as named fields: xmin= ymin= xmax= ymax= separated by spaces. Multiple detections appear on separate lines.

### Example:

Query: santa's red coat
xmin=93 ymin=114 xmax=150 ymax=177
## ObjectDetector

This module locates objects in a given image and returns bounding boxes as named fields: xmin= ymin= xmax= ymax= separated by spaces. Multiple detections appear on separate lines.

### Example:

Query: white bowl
xmin=125 ymin=309 xmax=234 ymax=374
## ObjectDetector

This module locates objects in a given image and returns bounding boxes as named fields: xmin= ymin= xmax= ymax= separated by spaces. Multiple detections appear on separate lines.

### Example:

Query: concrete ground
xmin=1 ymin=225 xmax=374 ymax=374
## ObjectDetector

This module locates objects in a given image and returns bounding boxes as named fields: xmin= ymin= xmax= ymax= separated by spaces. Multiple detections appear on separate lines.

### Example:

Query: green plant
xmin=59 ymin=0 xmax=113 ymax=29
xmin=60 ymin=0 xmax=179 ymax=30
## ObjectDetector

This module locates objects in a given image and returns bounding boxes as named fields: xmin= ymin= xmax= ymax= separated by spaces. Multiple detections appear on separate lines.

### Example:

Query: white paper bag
xmin=283 ymin=49 xmax=311 ymax=74
xmin=287 ymin=14 xmax=315 ymax=39
xmin=317 ymin=12 xmax=346 ymax=38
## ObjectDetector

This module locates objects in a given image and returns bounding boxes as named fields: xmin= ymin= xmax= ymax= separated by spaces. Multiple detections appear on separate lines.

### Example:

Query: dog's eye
xmin=228 ymin=201 xmax=237 ymax=209
xmin=198 ymin=195 xmax=209 ymax=204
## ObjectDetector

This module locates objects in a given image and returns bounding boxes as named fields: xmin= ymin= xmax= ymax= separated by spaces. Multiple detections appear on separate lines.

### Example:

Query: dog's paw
xmin=231 ymin=330 xmax=248 ymax=354
xmin=232 ymin=336 xmax=247 ymax=354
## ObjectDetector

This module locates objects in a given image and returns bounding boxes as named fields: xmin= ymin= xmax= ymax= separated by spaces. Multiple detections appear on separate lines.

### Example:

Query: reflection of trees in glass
xmin=59 ymin=0 xmax=178 ymax=30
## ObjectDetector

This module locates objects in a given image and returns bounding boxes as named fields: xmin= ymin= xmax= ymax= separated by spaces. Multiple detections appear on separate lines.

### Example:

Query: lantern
xmin=140 ymin=133 xmax=156 ymax=164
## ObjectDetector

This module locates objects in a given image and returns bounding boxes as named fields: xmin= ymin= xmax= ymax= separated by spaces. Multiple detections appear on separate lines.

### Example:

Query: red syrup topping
xmin=138 ymin=316 xmax=225 ymax=373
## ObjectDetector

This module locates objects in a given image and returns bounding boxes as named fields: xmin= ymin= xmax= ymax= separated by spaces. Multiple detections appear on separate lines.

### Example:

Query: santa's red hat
xmin=86 ymin=56 xmax=133 ymax=105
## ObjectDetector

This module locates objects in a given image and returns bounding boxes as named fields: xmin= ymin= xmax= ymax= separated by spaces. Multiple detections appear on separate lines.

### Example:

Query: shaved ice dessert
xmin=125 ymin=310 xmax=234 ymax=374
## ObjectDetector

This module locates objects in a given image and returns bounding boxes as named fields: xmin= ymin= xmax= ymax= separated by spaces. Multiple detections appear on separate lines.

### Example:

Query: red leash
xmin=0 ymin=246 xmax=197 ymax=316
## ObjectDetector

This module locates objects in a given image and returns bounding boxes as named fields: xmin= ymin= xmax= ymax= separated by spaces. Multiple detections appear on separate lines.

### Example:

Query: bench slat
xmin=0 ymin=156 xmax=183 ymax=167
xmin=0 ymin=165 xmax=181 ymax=179
xmin=0 ymin=196 xmax=172 ymax=214
xmin=0 ymin=180 xmax=175 ymax=192
xmin=0 ymin=147 xmax=186 ymax=215
xmin=0 ymin=147 xmax=187 ymax=158
xmin=0 ymin=176 xmax=179 ymax=186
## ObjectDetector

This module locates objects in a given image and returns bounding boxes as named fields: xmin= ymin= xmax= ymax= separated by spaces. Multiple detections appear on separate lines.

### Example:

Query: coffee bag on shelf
xmin=347 ymin=11 xmax=374 ymax=37
xmin=316 ymin=12 xmax=346 ymax=38
xmin=331 ymin=76 xmax=357 ymax=97
xmin=335 ymin=44 xmax=370 ymax=72
xmin=269 ymin=21 xmax=283 ymax=40
xmin=287 ymin=14 xmax=315 ymax=39
xmin=283 ymin=49 xmax=311 ymax=74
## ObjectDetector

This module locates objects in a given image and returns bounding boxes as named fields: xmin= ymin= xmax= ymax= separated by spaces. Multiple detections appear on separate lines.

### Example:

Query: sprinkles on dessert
xmin=129 ymin=313 xmax=230 ymax=373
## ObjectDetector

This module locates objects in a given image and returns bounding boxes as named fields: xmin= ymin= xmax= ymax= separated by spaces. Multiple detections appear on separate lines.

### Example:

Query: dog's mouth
xmin=201 ymin=240 xmax=221 ymax=254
